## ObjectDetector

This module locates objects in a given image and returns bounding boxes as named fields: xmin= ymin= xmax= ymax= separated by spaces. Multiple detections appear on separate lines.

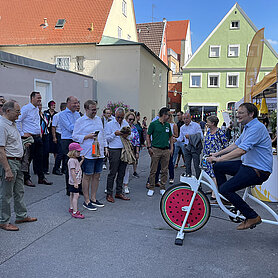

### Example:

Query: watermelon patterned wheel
xmin=160 ymin=184 xmax=211 ymax=233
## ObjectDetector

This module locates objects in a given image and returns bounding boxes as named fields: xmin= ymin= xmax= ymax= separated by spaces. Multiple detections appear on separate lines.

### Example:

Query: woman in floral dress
xmin=202 ymin=116 xmax=228 ymax=200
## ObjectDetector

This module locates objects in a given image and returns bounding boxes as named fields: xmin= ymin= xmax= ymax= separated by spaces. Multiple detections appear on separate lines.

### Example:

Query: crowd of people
xmin=0 ymin=93 xmax=273 ymax=232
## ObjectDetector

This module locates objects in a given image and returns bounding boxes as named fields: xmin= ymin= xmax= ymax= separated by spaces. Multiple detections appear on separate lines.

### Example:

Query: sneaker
xmin=147 ymin=189 xmax=154 ymax=196
xmin=72 ymin=211 xmax=85 ymax=219
xmin=90 ymin=199 xmax=104 ymax=208
xmin=160 ymin=189 xmax=166 ymax=195
xmin=103 ymin=164 xmax=107 ymax=170
xmin=83 ymin=202 xmax=97 ymax=211
xmin=104 ymin=189 xmax=107 ymax=193
xmin=169 ymin=179 xmax=174 ymax=184
xmin=124 ymin=186 xmax=130 ymax=194
xmin=69 ymin=208 xmax=73 ymax=214
xmin=133 ymin=172 xmax=140 ymax=178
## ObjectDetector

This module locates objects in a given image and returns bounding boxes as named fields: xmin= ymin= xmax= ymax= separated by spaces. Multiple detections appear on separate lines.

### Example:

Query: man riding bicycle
xmin=207 ymin=103 xmax=272 ymax=230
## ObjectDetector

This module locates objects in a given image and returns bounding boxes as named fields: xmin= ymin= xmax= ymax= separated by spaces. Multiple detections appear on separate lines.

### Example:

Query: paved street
xmin=0 ymin=149 xmax=278 ymax=278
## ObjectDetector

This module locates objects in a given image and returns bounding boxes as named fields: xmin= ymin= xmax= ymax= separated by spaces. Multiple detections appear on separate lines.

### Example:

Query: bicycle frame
xmin=176 ymin=170 xmax=278 ymax=242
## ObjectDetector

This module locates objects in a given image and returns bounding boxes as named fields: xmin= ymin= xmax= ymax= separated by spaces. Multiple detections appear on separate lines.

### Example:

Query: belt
xmin=251 ymin=167 xmax=271 ymax=178
xmin=153 ymin=146 xmax=169 ymax=150
xmin=21 ymin=134 xmax=40 ymax=139
xmin=7 ymin=157 xmax=22 ymax=161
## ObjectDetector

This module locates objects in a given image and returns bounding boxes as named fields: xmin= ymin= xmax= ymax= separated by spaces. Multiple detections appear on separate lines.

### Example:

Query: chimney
xmin=43 ymin=18 xmax=48 ymax=28
xmin=163 ymin=18 xmax=167 ymax=23
xmin=90 ymin=23 xmax=94 ymax=31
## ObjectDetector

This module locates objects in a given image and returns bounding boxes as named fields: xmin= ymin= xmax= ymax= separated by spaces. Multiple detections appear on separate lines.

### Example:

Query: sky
xmin=133 ymin=0 xmax=278 ymax=54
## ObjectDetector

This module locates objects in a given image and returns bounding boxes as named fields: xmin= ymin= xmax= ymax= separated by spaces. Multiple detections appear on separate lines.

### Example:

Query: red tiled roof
xmin=0 ymin=0 xmax=113 ymax=45
xmin=136 ymin=22 xmax=165 ymax=56
xmin=166 ymin=20 xmax=189 ymax=54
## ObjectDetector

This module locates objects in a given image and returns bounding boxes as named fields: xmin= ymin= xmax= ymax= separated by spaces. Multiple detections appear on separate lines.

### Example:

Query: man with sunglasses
xmin=105 ymin=107 xmax=130 ymax=203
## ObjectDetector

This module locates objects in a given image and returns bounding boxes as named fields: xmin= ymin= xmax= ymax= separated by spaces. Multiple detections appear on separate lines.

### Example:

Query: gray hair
xmin=115 ymin=107 xmax=125 ymax=114
xmin=2 ymin=101 xmax=16 ymax=113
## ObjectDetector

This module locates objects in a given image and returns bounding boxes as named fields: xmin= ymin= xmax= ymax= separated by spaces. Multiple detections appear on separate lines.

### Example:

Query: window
xmin=118 ymin=26 xmax=122 ymax=39
xmin=76 ymin=56 xmax=84 ymax=71
xmin=56 ymin=56 xmax=70 ymax=70
xmin=122 ymin=0 xmax=127 ymax=17
xmin=127 ymin=34 xmax=131 ymax=41
xmin=190 ymin=73 xmax=202 ymax=88
xmin=230 ymin=20 xmax=240 ymax=29
xmin=228 ymin=44 xmax=240 ymax=57
xmin=153 ymin=65 xmax=156 ymax=86
xmin=34 ymin=79 xmax=52 ymax=110
xmin=226 ymin=73 xmax=239 ymax=88
xmin=208 ymin=73 xmax=220 ymax=88
xmin=171 ymin=62 xmax=176 ymax=74
xmin=55 ymin=19 xmax=66 ymax=29
xmin=227 ymin=102 xmax=236 ymax=110
xmin=209 ymin=45 xmax=221 ymax=58
xmin=159 ymin=68 xmax=162 ymax=88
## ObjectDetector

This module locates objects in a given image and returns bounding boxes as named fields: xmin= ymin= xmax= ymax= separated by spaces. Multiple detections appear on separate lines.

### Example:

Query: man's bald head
xmin=183 ymin=113 xmax=191 ymax=125
xmin=66 ymin=96 xmax=78 ymax=112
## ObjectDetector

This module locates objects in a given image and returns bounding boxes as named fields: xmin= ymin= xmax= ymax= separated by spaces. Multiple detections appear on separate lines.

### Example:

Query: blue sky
xmin=133 ymin=0 xmax=278 ymax=53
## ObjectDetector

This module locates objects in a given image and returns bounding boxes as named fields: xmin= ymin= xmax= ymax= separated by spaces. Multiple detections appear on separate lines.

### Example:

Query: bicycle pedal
xmin=175 ymin=238 xmax=183 ymax=246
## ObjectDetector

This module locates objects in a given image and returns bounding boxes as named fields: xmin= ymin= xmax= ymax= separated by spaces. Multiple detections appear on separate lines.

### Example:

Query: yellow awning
xmin=251 ymin=64 xmax=278 ymax=98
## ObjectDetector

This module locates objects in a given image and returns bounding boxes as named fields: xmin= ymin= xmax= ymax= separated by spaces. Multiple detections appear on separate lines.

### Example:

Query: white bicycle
xmin=160 ymin=157 xmax=278 ymax=246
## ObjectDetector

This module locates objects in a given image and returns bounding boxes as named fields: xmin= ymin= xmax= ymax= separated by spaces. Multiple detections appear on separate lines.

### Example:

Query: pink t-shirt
xmin=68 ymin=158 xmax=82 ymax=185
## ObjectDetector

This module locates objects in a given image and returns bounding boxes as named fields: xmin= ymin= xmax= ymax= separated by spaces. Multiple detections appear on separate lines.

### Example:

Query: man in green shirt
xmin=146 ymin=107 xmax=173 ymax=196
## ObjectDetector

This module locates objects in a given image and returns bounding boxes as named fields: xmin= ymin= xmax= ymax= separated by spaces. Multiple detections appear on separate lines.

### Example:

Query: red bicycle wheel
xmin=160 ymin=184 xmax=210 ymax=233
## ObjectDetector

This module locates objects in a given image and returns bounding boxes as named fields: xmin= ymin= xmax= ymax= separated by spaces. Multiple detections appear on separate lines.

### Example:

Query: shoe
xmin=52 ymin=169 xmax=63 ymax=176
xmin=147 ymin=190 xmax=154 ymax=196
xmin=104 ymin=189 xmax=107 ymax=193
xmin=83 ymin=202 xmax=97 ymax=211
xmin=106 ymin=195 xmax=115 ymax=203
xmin=69 ymin=208 xmax=73 ymax=214
xmin=103 ymin=164 xmax=107 ymax=170
xmin=115 ymin=194 xmax=130 ymax=201
xmin=24 ymin=179 xmax=36 ymax=187
xmin=44 ymin=171 xmax=50 ymax=175
xmin=15 ymin=217 xmax=37 ymax=224
xmin=146 ymin=183 xmax=150 ymax=189
xmin=0 ymin=223 xmax=19 ymax=231
xmin=237 ymin=216 xmax=262 ymax=230
xmin=175 ymin=164 xmax=178 ymax=168
xmin=160 ymin=189 xmax=166 ymax=195
xmin=169 ymin=179 xmax=174 ymax=184
xmin=72 ymin=211 xmax=85 ymax=219
xmin=181 ymin=165 xmax=186 ymax=168
xmin=62 ymin=169 xmax=67 ymax=174
xmin=90 ymin=200 xmax=104 ymax=208
xmin=38 ymin=179 xmax=53 ymax=185
xmin=133 ymin=172 xmax=140 ymax=178
xmin=124 ymin=186 xmax=130 ymax=194
xmin=155 ymin=183 xmax=161 ymax=187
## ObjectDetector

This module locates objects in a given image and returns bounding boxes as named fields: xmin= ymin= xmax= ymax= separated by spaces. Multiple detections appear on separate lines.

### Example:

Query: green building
xmin=182 ymin=3 xmax=278 ymax=124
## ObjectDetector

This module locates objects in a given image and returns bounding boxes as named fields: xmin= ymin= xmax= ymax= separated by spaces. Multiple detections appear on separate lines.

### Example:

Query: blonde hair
xmin=125 ymin=111 xmax=136 ymax=121
xmin=67 ymin=150 xmax=79 ymax=158
xmin=168 ymin=113 xmax=174 ymax=123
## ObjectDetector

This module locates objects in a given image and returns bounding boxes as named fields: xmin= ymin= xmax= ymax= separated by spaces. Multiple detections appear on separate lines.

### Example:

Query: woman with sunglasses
xmin=123 ymin=111 xmax=140 ymax=194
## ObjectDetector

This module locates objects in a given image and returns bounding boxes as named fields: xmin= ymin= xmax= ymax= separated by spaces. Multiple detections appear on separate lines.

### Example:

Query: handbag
xmin=92 ymin=137 xmax=101 ymax=157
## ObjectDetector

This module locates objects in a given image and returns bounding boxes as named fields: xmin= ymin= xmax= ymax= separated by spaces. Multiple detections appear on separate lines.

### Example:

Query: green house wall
xmin=182 ymin=4 xmax=278 ymax=124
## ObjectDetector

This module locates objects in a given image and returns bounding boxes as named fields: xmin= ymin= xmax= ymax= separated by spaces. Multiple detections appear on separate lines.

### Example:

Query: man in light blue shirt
xmin=208 ymin=103 xmax=272 ymax=230
xmin=59 ymin=96 xmax=80 ymax=195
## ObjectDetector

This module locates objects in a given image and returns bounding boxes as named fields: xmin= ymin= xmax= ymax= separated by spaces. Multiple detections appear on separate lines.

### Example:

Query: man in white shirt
xmin=16 ymin=92 xmax=52 ymax=186
xmin=105 ymin=107 xmax=130 ymax=203
xmin=73 ymin=100 xmax=108 ymax=211
xmin=176 ymin=113 xmax=203 ymax=178
xmin=52 ymin=102 xmax=67 ymax=175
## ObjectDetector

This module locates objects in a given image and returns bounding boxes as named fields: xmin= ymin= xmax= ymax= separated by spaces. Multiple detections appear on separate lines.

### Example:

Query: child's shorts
xmin=68 ymin=184 xmax=82 ymax=194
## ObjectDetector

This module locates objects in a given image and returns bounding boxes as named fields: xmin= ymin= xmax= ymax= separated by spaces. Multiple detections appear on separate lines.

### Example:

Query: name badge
xmin=165 ymin=127 xmax=169 ymax=133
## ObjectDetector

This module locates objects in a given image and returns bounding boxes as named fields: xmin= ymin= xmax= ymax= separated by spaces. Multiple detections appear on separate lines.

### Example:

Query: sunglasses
xmin=128 ymin=118 xmax=135 ymax=121
xmin=116 ymin=116 xmax=124 ymax=119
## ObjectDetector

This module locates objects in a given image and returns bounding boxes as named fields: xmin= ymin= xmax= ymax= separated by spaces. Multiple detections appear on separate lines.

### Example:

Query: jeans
xmin=172 ymin=141 xmax=185 ymax=166
xmin=53 ymin=133 xmax=65 ymax=172
xmin=214 ymin=160 xmax=270 ymax=219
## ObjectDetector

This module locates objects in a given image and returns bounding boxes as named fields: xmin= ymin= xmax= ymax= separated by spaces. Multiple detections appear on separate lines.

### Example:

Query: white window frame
xmin=127 ymin=34 xmax=131 ymax=41
xmin=34 ymin=79 xmax=53 ymax=110
xmin=171 ymin=62 xmax=176 ymax=74
xmin=226 ymin=101 xmax=236 ymax=110
xmin=228 ymin=44 xmax=240 ymax=57
xmin=208 ymin=73 xmax=220 ymax=88
xmin=209 ymin=45 xmax=221 ymax=58
xmin=159 ymin=68 xmax=162 ymax=88
xmin=55 ymin=56 xmax=70 ymax=70
xmin=226 ymin=72 xmax=239 ymax=88
xmin=76 ymin=56 xmax=84 ymax=71
xmin=230 ymin=20 xmax=240 ymax=30
xmin=190 ymin=73 xmax=202 ymax=88
xmin=118 ymin=26 xmax=122 ymax=39
xmin=122 ymin=0 xmax=127 ymax=17
xmin=153 ymin=64 xmax=156 ymax=86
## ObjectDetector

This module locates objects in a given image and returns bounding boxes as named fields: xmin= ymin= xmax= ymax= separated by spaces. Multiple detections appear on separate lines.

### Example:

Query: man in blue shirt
xmin=208 ymin=103 xmax=272 ymax=230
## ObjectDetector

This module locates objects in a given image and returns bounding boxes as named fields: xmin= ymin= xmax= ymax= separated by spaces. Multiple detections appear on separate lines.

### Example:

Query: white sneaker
xmin=103 ymin=164 xmax=107 ymax=170
xmin=160 ymin=189 xmax=166 ymax=195
xmin=104 ymin=189 xmax=107 ymax=193
xmin=124 ymin=186 xmax=130 ymax=194
xmin=147 ymin=190 xmax=154 ymax=196
xmin=169 ymin=179 xmax=174 ymax=184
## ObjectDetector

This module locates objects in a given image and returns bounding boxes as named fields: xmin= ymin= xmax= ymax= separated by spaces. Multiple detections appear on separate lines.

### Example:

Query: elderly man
xmin=73 ymin=100 xmax=107 ymax=210
xmin=0 ymin=101 xmax=37 ymax=231
xmin=59 ymin=96 xmax=80 ymax=195
xmin=17 ymin=91 xmax=52 ymax=186
xmin=176 ymin=113 xmax=203 ymax=178
xmin=105 ymin=107 xmax=130 ymax=203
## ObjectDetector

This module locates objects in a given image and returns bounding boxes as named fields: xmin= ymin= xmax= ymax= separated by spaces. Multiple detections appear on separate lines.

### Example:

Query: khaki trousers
xmin=149 ymin=147 xmax=170 ymax=190
xmin=0 ymin=160 xmax=27 ymax=224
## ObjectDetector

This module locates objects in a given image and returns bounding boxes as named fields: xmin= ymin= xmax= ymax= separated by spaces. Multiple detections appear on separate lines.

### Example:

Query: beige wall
xmin=103 ymin=0 xmax=138 ymax=42
xmin=0 ymin=62 xmax=94 ymax=112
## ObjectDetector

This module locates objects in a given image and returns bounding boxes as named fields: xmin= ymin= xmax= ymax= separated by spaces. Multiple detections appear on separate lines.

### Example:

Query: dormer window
xmin=230 ymin=20 xmax=240 ymax=29
xmin=55 ymin=19 xmax=66 ymax=29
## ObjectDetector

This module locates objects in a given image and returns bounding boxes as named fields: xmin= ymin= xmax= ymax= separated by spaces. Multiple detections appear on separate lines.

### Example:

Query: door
xmin=34 ymin=80 xmax=52 ymax=110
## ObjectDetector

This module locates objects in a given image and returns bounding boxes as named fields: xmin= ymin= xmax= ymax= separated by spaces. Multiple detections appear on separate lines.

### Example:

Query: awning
xmin=251 ymin=64 xmax=278 ymax=98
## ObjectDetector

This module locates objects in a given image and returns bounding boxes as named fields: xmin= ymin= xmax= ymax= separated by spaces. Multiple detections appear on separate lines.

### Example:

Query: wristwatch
xmin=147 ymin=146 xmax=151 ymax=149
